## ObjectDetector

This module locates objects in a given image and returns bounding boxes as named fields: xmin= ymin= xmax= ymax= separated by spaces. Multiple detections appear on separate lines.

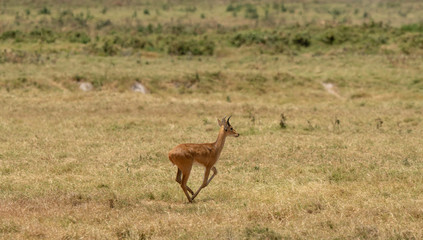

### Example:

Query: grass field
xmin=1 ymin=0 xmax=423 ymax=239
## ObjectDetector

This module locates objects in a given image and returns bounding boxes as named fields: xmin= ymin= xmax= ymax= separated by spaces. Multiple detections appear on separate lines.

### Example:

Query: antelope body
xmin=168 ymin=116 xmax=239 ymax=202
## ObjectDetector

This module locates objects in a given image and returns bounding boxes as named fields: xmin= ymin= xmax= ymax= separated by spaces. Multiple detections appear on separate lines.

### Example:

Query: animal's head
xmin=218 ymin=116 xmax=239 ymax=137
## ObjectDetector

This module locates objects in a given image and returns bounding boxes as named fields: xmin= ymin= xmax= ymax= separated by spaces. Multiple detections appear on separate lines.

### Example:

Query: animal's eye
xmin=231 ymin=128 xmax=233 ymax=130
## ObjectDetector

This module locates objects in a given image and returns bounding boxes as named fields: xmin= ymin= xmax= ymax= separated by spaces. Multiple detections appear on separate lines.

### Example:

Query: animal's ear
xmin=218 ymin=116 xmax=227 ymax=127
xmin=217 ymin=118 xmax=223 ymax=126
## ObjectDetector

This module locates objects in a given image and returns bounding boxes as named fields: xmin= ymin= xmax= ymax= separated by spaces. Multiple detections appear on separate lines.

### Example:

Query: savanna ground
xmin=1 ymin=0 xmax=423 ymax=239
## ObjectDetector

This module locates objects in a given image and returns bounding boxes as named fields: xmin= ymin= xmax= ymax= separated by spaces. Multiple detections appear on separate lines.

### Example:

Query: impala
xmin=168 ymin=116 xmax=239 ymax=203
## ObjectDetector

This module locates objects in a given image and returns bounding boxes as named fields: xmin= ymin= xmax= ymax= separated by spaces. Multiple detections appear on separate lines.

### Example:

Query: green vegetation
xmin=1 ymin=0 xmax=423 ymax=239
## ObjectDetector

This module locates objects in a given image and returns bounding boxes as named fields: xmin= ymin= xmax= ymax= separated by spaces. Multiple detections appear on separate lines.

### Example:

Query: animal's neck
xmin=214 ymin=127 xmax=227 ymax=155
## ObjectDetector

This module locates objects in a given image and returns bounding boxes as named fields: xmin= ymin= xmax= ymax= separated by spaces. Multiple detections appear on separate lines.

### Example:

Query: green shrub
xmin=68 ymin=31 xmax=91 ymax=44
xmin=399 ymin=33 xmax=423 ymax=54
xmin=401 ymin=23 xmax=423 ymax=33
xmin=39 ymin=7 xmax=51 ymax=15
xmin=231 ymin=31 xmax=290 ymax=53
xmin=56 ymin=10 xmax=76 ymax=26
xmin=168 ymin=39 xmax=215 ymax=56
xmin=138 ymin=23 xmax=160 ymax=34
xmin=103 ymin=39 xmax=119 ymax=56
xmin=74 ymin=12 xmax=91 ymax=27
xmin=226 ymin=4 xmax=235 ymax=12
xmin=329 ymin=8 xmax=342 ymax=18
xmin=292 ymin=32 xmax=311 ymax=47
xmin=280 ymin=3 xmax=287 ymax=12
xmin=87 ymin=39 xmax=119 ymax=56
xmin=60 ymin=9 xmax=73 ymax=17
xmin=127 ymin=37 xmax=153 ymax=49
xmin=96 ymin=19 xmax=112 ymax=29
xmin=321 ymin=31 xmax=336 ymax=45
xmin=231 ymin=32 xmax=266 ymax=47
xmin=226 ymin=4 xmax=242 ymax=12
xmin=30 ymin=28 xmax=56 ymax=43
xmin=245 ymin=4 xmax=259 ymax=19
xmin=0 ymin=30 xmax=24 ymax=42
xmin=87 ymin=39 xmax=120 ymax=56
xmin=320 ymin=28 xmax=348 ymax=45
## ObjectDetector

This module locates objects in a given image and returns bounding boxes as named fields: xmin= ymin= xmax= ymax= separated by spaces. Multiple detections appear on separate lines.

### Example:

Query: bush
xmin=226 ymin=4 xmax=243 ymax=12
xmin=0 ymin=30 xmax=24 ymax=42
xmin=60 ymin=9 xmax=73 ymax=17
xmin=102 ymin=39 xmax=119 ymax=56
xmin=127 ymin=37 xmax=153 ymax=49
xmin=280 ymin=3 xmax=287 ymax=12
xmin=292 ymin=32 xmax=311 ymax=47
xmin=68 ymin=31 xmax=91 ymax=44
xmin=88 ymin=39 xmax=119 ymax=56
xmin=39 ymin=7 xmax=51 ymax=15
xmin=226 ymin=4 xmax=235 ymax=12
xmin=73 ymin=12 xmax=92 ymax=27
xmin=231 ymin=32 xmax=266 ymax=47
xmin=230 ymin=31 xmax=290 ymax=53
xmin=168 ymin=39 xmax=215 ymax=56
xmin=96 ymin=19 xmax=112 ymax=30
xmin=401 ymin=23 xmax=423 ymax=33
xmin=399 ymin=33 xmax=423 ymax=54
xmin=30 ymin=28 xmax=56 ymax=43
xmin=320 ymin=28 xmax=348 ymax=45
xmin=56 ymin=10 xmax=77 ymax=26
xmin=137 ymin=23 xmax=161 ymax=34
xmin=245 ymin=4 xmax=259 ymax=19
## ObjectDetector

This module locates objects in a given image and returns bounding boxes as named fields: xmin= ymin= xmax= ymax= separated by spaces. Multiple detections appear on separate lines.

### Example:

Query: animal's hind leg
xmin=175 ymin=168 xmax=182 ymax=183
xmin=181 ymin=171 xmax=193 ymax=203
xmin=175 ymin=168 xmax=194 ymax=195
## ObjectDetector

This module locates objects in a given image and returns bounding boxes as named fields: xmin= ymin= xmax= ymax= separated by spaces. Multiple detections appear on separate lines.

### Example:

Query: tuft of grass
xmin=244 ymin=4 xmax=259 ymax=20
xmin=245 ymin=226 xmax=282 ymax=240
xmin=0 ymin=221 xmax=20 ymax=234
xmin=38 ymin=6 xmax=51 ymax=15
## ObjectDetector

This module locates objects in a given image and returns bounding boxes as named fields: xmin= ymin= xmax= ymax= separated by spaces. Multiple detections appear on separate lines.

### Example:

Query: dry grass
xmin=1 ymin=86 xmax=423 ymax=239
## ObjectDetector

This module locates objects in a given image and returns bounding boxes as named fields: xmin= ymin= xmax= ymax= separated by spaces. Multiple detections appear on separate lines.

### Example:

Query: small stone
xmin=132 ymin=82 xmax=148 ymax=94
xmin=322 ymin=82 xmax=342 ymax=99
xmin=79 ymin=82 xmax=93 ymax=92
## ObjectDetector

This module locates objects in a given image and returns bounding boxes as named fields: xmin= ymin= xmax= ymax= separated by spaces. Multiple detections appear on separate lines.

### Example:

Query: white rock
xmin=132 ymin=82 xmax=148 ymax=94
xmin=322 ymin=82 xmax=342 ymax=99
xmin=79 ymin=82 xmax=93 ymax=92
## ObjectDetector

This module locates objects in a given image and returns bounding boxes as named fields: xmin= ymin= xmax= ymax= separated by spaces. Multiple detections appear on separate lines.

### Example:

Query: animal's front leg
xmin=206 ymin=167 xmax=218 ymax=185
xmin=192 ymin=167 xmax=211 ymax=200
